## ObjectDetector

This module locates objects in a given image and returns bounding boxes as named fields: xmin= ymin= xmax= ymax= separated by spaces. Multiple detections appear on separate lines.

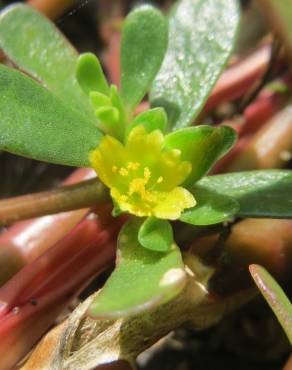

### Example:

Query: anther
xmin=144 ymin=167 xmax=151 ymax=181
xmin=127 ymin=162 xmax=140 ymax=170
xmin=119 ymin=167 xmax=129 ymax=176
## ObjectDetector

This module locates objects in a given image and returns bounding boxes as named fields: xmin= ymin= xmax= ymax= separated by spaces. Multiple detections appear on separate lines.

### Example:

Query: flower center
xmin=90 ymin=125 xmax=196 ymax=219
xmin=112 ymin=162 xmax=165 ymax=206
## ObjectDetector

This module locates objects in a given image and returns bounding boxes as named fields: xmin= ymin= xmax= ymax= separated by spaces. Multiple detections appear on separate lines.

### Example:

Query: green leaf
xmin=126 ymin=108 xmax=167 ymax=136
xmin=138 ymin=217 xmax=174 ymax=252
xmin=90 ymin=91 xmax=111 ymax=108
xmin=249 ymin=264 xmax=292 ymax=344
xmin=196 ymin=170 xmax=292 ymax=218
xmin=0 ymin=4 xmax=96 ymax=122
xmin=164 ymin=125 xmax=237 ymax=185
xmin=121 ymin=5 xmax=168 ymax=112
xmin=88 ymin=219 xmax=186 ymax=318
xmin=89 ymin=86 xmax=126 ymax=140
xmin=150 ymin=0 xmax=240 ymax=130
xmin=0 ymin=65 xmax=103 ymax=167
xmin=180 ymin=186 xmax=239 ymax=226
xmin=76 ymin=53 xmax=110 ymax=96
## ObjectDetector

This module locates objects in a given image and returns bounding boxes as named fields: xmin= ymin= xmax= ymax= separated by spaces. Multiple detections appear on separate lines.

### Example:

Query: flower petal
xmin=90 ymin=135 xmax=127 ymax=187
xmin=154 ymin=187 xmax=196 ymax=220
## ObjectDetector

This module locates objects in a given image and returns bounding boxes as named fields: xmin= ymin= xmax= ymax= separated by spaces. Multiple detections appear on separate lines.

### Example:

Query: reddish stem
xmin=0 ymin=213 xmax=123 ymax=370
xmin=0 ymin=178 xmax=108 ymax=226
xmin=205 ymin=44 xmax=275 ymax=111
xmin=0 ymin=168 xmax=96 ymax=285
xmin=27 ymin=0 xmax=77 ymax=19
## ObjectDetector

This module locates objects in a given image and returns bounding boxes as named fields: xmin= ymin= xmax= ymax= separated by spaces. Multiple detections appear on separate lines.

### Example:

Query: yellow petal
xmin=111 ymin=188 xmax=153 ymax=217
xmin=154 ymin=187 xmax=196 ymax=220
xmin=126 ymin=126 xmax=164 ymax=162
xmin=90 ymin=135 xmax=126 ymax=187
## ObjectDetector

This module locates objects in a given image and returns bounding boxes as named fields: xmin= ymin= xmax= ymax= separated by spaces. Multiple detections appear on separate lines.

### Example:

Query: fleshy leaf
xmin=180 ymin=186 xmax=239 ymax=225
xmin=164 ymin=125 xmax=237 ymax=185
xmin=138 ymin=217 xmax=174 ymax=252
xmin=76 ymin=53 xmax=110 ymax=96
xmin=249 ymin=264 xmax=292 ymax=344
xmin=126 ymin=108 xmax=167 ymax=137
xmin=0 ymin=4 xmax=96 ymax=122
xmin=121 ymin=5 xmax=168 ymax=112
xmin=150 ymin=0 xmax=240 ymax=130
xmin=88 ymin=219 xmax=186 ymax=318
xmin=0 ymin=65 xmax=103 ymax=166
xmin=195 ymin=170 xmax=292 ymax=218
xmin=90 ymin=91 xmax=111 ymax=108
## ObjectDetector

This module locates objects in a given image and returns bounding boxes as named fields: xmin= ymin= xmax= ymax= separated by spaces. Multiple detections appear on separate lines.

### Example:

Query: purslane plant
xmin=0 ymin=1 xmax=292 ymax=319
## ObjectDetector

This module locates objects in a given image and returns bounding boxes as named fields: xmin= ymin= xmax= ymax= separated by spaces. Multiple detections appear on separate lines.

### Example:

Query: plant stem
xmin=0 ymin=168 xmax=95 ymax=285
xmin=27 ymin=0 xmax=78 ymax=20
xmin=20 ymin=255 xmax=256 ymax=370
xmin=226 ymin=104 xmax=292 ymax=171
xmin=0 ymin=178 xmax=109 ymax=226
xmin=0 ymin=216 xmax=120 ymax=370
xmin=205 ymin=44 xmax=284 ymax=111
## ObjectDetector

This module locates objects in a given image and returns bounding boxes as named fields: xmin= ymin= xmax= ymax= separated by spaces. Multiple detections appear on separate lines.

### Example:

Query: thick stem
xmin=226 ymin=104 xmax=292 ymax=171
xmin=205 ymin=44 xmax=275 ymax=111
xmin=0 ymin=168 xmax=96 ymax=284
xmin=0 ymin=215 xmax=122 ymax=370
xmin=0 ymin=178 xmax=109 ymax=226
xmin=27 ymin=0 xmax=78 ymax=20
xmin=20 ymin=256 xmax=255 ymax=370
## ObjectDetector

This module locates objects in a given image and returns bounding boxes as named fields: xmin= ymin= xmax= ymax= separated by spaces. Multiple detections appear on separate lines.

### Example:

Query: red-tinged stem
xmin=213 ymin=87 xmax=285 ymax=173
xmin=212 ymin=136 xmax=250 ymax=174
xmin=0 ymin=178 xmax=109 ymax=226
xmin=205 ymin=44 xmax=282 ymax=111
xmin=27 ymin=0 xmax=77 ymax=19
xmin=0 ymin=215 xmax=122 ymax=369
xmin=0 ymin=215 xmax=123 ymax=316
xmin=0 ymin=168 xmax=97 ymax=285
xmin=240 ymin=89 xmax=285 ymax=136
xmin=104 ymin=31 xmax=121 ymax=86
xmin=0 ymin=288 xmax=76 ymax=370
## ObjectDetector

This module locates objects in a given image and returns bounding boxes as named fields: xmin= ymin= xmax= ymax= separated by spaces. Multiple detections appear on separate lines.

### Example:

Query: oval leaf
xmin=138 ymin=217 xmax=174 ymax=252
xmin=76 ymin=53 xmax=110 ymax=96
xmin=121 ymin=5 xmax=168 ymax=112
xmin=180 ymin=186 xmax=239 ymax=226
xmin=197 ymin=170 xmax=292 ymax=218
xmin=150 ymin=0 xmax=240 ymax=130
xmin=249 ymin=264 xmax=292 ymax=344
xmin=0 ymin=65 xmax=103 ymax=167
xmin=88 ymin=219 xmax=186 ymax=318
xmin=126 ymin=108 xmax=167 ymax=136
xmin=0 ymin=4 xmax=96 ymax=122
xmin=164 ymin=125 xmax=237 ymax=185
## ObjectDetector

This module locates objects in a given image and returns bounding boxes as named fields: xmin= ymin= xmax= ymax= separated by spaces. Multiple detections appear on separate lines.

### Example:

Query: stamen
xmin=112 ymin=165 xmax=117 ymax=173
xmin=157 ymin=176 xmax=163 ymax=184
xmin=128 ymin=178 xmax=147 ymax=198
xmin=119 ymin=167 xmax=129 ymax=176
xmin=144 ymin=167 xmax=151 ymax=182
xmin=127 ymin=161 xmax=140 ymax=170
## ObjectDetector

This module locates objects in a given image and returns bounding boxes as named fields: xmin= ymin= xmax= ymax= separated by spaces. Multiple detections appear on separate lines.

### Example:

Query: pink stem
xmin=0 ymin=215 xmax=122 ymax=370
xmin=0 ymin=168 xmax=96 ymax=285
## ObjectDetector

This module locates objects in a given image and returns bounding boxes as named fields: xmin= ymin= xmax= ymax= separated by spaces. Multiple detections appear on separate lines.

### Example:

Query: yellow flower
xmin=90 ymin=126 xmax=196 ymax=220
